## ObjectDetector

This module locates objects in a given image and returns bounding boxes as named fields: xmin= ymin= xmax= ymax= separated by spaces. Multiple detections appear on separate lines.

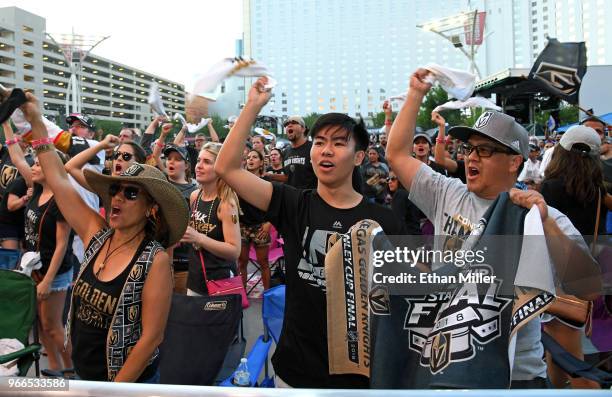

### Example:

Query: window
xmin=22 ymin=25 xmax=34 ymax=33
xmin=24 ymin=75 xmax=34 ymax=82
xmin=22 ymin=39 xmax=33 ymax=46
xmin=22 ymin=51 xmax=34 ymax=58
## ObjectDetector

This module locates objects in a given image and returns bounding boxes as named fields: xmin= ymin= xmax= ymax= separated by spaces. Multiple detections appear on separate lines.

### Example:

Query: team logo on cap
xmin=474 ymin=112 xmax=494 ymax=129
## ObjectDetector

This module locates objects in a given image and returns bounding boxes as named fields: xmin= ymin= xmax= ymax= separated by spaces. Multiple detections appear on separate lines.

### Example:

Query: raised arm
xmin=140 ymin=116 xmax=164 ymax=156
xmin=152 ymin=123 xmax=172 ymax=172
xmin=215 ymin=77 xmax=274 ymax=211
xmin=432 ymin=111 xmax=458 ymax=173
xmin=383 ymin=100 xmax=393 ymax=137
xmin=65 ymin=134 xmax=119 ymax=191
xmin=2 ymin=122 xmax=32 ymax=186
xmin=172 ymin=125 xmax=187 ymax=147
xmin=19 ymin=93 xmax=105 ymax=245
xmin=207 ymin=120 xmax=220 ymax=143
xmin=386 ymin=69 xmax=433 ymax=190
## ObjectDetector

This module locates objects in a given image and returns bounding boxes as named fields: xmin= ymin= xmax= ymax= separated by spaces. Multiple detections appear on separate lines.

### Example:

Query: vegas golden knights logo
xmin=0 ymin=165 xmax=17 ymax=189
xmin=130 ymin=264 xmax=143 ymax=280
xmin=430 ymin=332 xmax=452 ymax=373
xmin=110 ymin=329 xmax=119 ymax=346
xmin=128 ymin=305 xmax=139 ymax=322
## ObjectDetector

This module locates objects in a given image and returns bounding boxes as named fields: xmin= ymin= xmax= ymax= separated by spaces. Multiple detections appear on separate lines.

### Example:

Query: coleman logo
xmin=369 ymin=285 xmax=391 ymax=315
xmin=474 ymin=111 xmax=493 ymax=129
xmin=533 ymin=62 xmax=581 ymax=95
xmin=204 ymin=301 xmax=227 ymax=311
xmin=404 ymin=265 xmax=511 ymax=374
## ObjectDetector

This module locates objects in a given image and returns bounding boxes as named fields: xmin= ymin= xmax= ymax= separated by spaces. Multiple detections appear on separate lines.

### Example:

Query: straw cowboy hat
xmin=84 ymin=163 xmax=189 ymax=247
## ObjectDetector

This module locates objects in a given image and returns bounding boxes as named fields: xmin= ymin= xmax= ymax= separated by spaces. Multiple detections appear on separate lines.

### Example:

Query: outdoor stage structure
xmin=44 ymin=30 xmax=109 ymax=116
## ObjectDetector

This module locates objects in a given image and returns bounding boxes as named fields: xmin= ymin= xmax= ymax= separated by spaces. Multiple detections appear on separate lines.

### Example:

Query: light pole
xmin=45 ymin=29 xmax=109 ymax=115
xmin=417 ymin=10 xmax=487 ymax=79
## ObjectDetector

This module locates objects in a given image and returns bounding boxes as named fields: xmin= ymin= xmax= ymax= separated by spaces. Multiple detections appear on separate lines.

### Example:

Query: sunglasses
xmin=284 ymin=120 xmax=300 ymax=127
xmin=108 ymin=183 xmax=141 ymax=200
xmin=458 ymin=143 xmax=514 ymax=158
xmin=388 ymin=176 xmax=398 ymax=181
xmin=112 ymin=151 xmax=134 ymax=162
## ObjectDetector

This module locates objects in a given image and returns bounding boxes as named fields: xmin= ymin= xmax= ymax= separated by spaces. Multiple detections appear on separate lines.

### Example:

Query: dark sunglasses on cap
xmin=109 ymin=183 xmax=141 ymax=200
xmin=111 ymin=151 xmax=134 ymax=162
xmin=283 ymin=120 xmax=300 ymax=127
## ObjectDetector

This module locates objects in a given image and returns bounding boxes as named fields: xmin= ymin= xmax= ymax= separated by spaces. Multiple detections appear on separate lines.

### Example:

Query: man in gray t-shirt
xmin=386 ymin=68 xmax=600 ymax=388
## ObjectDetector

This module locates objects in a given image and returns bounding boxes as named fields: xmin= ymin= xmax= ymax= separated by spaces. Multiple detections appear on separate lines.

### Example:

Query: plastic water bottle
xmin=233 ymin=358 xmax=250 ymax=387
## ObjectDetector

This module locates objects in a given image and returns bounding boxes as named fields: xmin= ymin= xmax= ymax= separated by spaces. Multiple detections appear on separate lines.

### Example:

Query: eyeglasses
xmin=111 ymin=151 xmax=134 ymax=162
xmin=388 ymin=176 xmax=397 ymax=181
xmin=108 ymin=183 xmax=141 ymax=200
xmin=458 ymin=143 xmax=514 ymax=158
xmin=284 ymin=120 xmax=300 ymax=127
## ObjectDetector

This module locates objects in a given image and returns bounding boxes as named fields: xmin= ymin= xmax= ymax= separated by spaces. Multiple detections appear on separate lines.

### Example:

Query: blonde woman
xmin=182 ymin=143 xmax=241 ymax=296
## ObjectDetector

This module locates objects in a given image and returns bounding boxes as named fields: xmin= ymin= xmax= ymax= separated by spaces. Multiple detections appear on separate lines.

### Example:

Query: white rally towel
xmin=423 ymin=63 xmax=476 ymax=101
xmin=11 ymin=108 xmax=63 ymax=137
xmin=173 ymin=113 xmax=210 ymax=134
xmin=433 ymin=96 xmax=502 ymax=113
xmin=192 ymin=57 xmax=277 ymax=97
xmin=18 ymin=251 xmax=42 ymax=277
xmin=148 ymin=82 xmax=168 ymax=118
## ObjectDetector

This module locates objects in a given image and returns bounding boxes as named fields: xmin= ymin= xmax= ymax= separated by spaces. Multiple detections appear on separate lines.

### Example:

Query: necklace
xmin=95 ymin=230 xmax=144 ymax=278
xmin=192 ymin=195 xmax=216 ymax=250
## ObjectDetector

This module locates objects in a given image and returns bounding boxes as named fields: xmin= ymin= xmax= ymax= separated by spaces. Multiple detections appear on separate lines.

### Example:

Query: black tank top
xmin=71 ymin=237 xmax=156 ymax=381
xmin=186 ymin=190 xmax=236 ymax=295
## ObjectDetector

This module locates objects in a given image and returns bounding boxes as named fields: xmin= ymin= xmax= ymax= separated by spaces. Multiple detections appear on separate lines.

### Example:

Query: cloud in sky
xmin=0 ymin=0 xmax=243 ymax=88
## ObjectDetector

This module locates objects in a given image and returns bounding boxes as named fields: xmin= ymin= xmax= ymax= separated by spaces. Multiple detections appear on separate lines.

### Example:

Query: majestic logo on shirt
xmin=404 ymin=265 xmax=512 ymax=374
xmin=474 ymin=111 xmax=494 ymax=129
xmin=333 ymin=221 xmax=343 ymax=229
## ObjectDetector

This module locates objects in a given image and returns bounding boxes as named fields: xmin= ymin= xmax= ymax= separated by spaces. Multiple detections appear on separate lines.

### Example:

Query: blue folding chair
xmin=221 ymin=284 xmax=285 ymax=387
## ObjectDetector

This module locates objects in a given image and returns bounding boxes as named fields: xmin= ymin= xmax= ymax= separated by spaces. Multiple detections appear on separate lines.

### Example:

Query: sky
xmin=0 ymin=0 xmax=244 ymax=88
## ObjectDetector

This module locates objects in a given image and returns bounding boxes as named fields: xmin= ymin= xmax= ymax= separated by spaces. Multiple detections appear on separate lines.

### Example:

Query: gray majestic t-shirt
xmin=409 ymin=163 xmax=583 ymax=381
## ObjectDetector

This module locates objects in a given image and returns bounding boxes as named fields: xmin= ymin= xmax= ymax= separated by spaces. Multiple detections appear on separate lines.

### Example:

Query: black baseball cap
xmin=163 ymin=144 xmax=189 ymax=162
xmin=66 ymin=113 xmax=96 ymax=130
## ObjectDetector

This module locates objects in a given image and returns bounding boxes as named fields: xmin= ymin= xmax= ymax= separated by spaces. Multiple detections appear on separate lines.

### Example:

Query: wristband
xmin=31 ymin=137 xmax=53 ymax=149
xmin=5 ymin=138 xmax=19 ymax=146
xmin=436 ymin=137 xmax=446 ymax=144
xmin=34 ymin=143 xmax=55 ymax=154
xmin=384 ymin=120 xmax=392 ymax=126
xmin=155 ymin=140 xmax=165 ymax=148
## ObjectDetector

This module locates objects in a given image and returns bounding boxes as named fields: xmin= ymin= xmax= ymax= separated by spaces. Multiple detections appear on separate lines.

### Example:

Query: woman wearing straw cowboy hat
xmin=19 ymin=92 xmax=189 ymax=383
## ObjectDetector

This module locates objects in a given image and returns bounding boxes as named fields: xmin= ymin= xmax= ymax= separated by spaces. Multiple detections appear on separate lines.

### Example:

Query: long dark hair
xmin=144 ymin=197 xmax=170 ymax=248
xmin=544 ymin=145 xmax=603 ymax=203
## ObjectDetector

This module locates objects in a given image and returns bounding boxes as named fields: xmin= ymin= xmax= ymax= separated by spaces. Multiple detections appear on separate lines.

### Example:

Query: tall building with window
xmin=223 ymin=0 xmax=612 ymax=120
xmin=0 ymin=7 xmax=185 ymax=129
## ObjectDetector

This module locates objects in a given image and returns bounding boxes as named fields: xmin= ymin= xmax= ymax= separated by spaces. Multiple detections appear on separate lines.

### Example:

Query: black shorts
xmin=0 ymin=222 xmax=21 ymax=240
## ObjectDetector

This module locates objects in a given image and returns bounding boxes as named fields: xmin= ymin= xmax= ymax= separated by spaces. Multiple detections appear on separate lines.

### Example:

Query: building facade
xmin=206 ymin=0 xmax=611 ymax=121
xmin=0 ymin=6 xmax=185 ymax=129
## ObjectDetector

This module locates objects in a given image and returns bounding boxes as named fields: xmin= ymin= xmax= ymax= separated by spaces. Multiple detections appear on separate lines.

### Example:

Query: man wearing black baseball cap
xmin=66 ymin=113 xmax=96 ymax=140
xmin=386 ymin=68 xmax=600 ymax=389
